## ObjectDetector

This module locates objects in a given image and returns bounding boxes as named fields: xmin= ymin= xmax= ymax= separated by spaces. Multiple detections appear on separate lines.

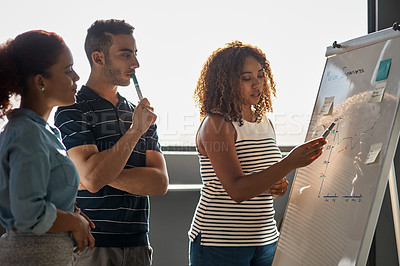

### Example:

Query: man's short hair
xmin=84 ymin=19 xmax=134 ymax=66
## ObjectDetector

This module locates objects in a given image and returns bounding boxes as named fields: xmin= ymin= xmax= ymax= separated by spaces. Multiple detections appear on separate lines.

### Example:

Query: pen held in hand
xmin=322 ymin=122 xmax=336 ymax=138
xmin=131 ymin=73 xmax=143 ymax=101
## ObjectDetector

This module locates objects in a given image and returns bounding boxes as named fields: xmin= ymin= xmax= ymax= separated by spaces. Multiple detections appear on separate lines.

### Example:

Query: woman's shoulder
xmin=197 ymin=114 xmax=236 ymax=143
xmin=2 ymin=114 xmax=43 ymax=145
xmin=201 ymin=114 xmax=235 ymax=135
xmin=197 ymin=114 xmax=237 ymax=156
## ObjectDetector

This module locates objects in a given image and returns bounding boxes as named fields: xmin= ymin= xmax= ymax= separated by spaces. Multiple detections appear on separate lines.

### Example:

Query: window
xmin=0 ymin=0 xmax=366 ymax=147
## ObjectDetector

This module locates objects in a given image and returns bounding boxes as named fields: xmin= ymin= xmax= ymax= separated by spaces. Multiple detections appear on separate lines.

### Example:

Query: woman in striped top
xmin=189 ymin=41 xmax=326 ymax=266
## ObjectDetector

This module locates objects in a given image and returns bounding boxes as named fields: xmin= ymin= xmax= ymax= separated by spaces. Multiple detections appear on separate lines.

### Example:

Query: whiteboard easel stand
xmin=389 ymin=162 xmax=400 ymax=263
xmin=329 ymin=26 xmax=400 ymax=265
xmin=389 ymin=21 xmax=400 ymax=264
xmin=273 ymin=26 xmax=400 ymax=266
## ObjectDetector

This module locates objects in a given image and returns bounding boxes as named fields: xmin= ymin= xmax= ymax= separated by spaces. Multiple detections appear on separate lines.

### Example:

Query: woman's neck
xmin=20 ymin=99 xmax=51 ymax=121
xmin=241 ymin=106 xmax=255 ymax=122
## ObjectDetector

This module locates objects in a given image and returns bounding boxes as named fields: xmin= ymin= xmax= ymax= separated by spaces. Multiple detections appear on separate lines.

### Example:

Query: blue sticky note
xmin=376 ymin=58 xmax=392 ymax=81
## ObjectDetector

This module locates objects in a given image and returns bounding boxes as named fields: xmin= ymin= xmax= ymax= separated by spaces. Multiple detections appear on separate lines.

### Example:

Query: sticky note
xmin=365 ymin=142 xmax=383 ymax=164
xmin=376 ymin=58 xmax=392 ymax=81
xmin=319 ymin=96 xmax=334 ymax=116
xmin=369 ymin=81 xmax=386 ymax=103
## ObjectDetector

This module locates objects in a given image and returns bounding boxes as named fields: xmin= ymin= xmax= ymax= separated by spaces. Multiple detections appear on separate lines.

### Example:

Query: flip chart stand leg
xmin=389 ymin=162 xmax=400 ymax=263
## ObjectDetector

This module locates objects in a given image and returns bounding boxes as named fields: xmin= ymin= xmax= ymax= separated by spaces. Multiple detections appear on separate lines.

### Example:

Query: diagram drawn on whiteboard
xmin=272 ymin=27 xmax=400 ymax=266
xmin=313 ymin=116 xmax=381 ymax=202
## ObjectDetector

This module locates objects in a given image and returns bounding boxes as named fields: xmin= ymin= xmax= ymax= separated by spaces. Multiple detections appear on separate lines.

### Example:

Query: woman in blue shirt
xmin=0 ymin=30 xmax=95 ymax=265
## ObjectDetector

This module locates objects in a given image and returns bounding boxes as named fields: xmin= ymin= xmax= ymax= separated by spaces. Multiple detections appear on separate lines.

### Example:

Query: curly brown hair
xmin=0 ymin=30 xmax=66 ymax=118
xmin=194 ymin=41 xmax=276 ymax=125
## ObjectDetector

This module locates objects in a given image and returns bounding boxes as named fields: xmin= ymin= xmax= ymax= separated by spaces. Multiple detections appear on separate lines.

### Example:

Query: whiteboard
xmin=272 ymin=28 xmax=400 ymax=266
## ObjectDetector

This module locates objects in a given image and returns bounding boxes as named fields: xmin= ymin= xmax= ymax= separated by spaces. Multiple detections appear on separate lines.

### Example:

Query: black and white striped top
xmin=189 ymin=115 xmax=282 ymax=246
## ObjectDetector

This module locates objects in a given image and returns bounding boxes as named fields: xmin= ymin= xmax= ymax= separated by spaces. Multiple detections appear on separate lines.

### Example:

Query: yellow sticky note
xmin=365 ymin=142 xmax=383 ymax=164
xmin=369 ymin=81 xmax=386 ymax=103
xmin=319 ymin=96 xmax=334 ymax=116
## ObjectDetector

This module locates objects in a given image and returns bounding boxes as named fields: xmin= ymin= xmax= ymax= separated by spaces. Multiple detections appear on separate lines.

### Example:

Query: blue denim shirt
xmin=0 ymin=108 xmax=79 ymax=235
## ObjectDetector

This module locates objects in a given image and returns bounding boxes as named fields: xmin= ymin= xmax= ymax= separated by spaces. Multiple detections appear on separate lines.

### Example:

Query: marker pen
xmin=322 ymin=122 xmax=335 ymax=138
xmin=131 ymin=73 xmax=143 ymax=100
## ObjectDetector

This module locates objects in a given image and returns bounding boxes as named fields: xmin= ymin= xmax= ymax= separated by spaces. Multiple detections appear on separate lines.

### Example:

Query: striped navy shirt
xmin=189 ymin=115 xmax=282 ymax=247
xmin=54 ymin=85 xmax=161 ymax=247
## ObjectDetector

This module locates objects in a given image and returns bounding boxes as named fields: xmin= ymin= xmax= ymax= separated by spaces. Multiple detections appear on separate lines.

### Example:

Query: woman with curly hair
xmin=0 ymin=30 xmax=95 ymax=265
xmin=189 ymin=41 xmax=326 ymax=266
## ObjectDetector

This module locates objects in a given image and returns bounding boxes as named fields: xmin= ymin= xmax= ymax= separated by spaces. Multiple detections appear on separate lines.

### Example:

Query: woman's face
xmin=239 ymin=56 xmax=264 ymax=107
xmin=42 ymin=47 xmax=79 ymax=107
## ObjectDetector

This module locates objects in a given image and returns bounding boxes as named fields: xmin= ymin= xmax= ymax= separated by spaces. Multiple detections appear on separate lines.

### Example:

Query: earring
xmin=41 ymin=87 xmax=45 ymax=91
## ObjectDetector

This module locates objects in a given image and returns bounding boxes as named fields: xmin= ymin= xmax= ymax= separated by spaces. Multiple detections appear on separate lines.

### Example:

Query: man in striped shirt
xmin=55 ymin=19 xmax=168 ymax=266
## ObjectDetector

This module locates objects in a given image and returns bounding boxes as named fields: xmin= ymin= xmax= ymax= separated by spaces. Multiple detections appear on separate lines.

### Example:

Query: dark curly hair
xmin=85 ymin=19 xmax=134 ymax=66
xmin=194 ymin=41 xmax=276 ymax=125
xmin=0 ymin=30 xmax=66 ymax=118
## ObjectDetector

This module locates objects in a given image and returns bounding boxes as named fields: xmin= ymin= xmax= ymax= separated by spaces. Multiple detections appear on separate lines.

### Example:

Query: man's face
xmin=103 ymin=34 xmax=139 ymax=86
